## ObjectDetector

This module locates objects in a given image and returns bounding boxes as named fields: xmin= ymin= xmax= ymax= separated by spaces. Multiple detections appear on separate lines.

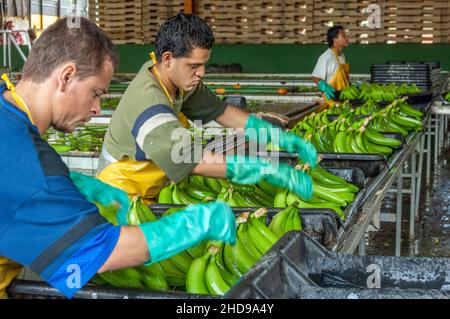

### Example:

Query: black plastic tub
xmin=225 ymin=232 xmax=450 ymax=299
xmin=319 ymin=153 xmax=387 ymax=178
xmin=8 ymin=280 xmax=213 ymax=300
xmin=7 ymin=208 xmax=341 ymax=299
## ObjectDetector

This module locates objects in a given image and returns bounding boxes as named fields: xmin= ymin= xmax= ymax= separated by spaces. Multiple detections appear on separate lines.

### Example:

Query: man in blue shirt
xmin=0 ymin=17 xmax=236 ymax=299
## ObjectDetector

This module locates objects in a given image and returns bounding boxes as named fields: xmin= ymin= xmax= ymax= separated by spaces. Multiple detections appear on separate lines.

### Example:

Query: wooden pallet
xmin=88 ymin=0 xmax=450 ymax=44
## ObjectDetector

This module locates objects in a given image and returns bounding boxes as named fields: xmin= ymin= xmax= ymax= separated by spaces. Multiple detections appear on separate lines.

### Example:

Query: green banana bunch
xmin=127 ymin=196 xmax=158 ymax=225
xmin=328 ymin=101 xmax=353 ymax=115
xmin=97 ymin=268 xmax=147 ymax=290
xmin=215 ymin=183 xmax=274 ymax=208
xmin=339 ymin=85 xmax=360 ymax=100
xmin=186 ymin=206 xmax=306 ymax=296
xmin=269 ymin=203 xmax=302 ymax=236
xmin=158 ymin=175 xmax=278 ymax=207
xmin=292 ymin=98 xmax=422 ymax=156
xmin=273 ymin=165 xmax=360 ymax=219
xmin=187 ymin=245 xmax=233 ymax=296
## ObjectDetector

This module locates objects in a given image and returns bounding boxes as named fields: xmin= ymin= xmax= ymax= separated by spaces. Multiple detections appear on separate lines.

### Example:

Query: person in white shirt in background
xmin=311 ymin=25 xmax=350 ymax=105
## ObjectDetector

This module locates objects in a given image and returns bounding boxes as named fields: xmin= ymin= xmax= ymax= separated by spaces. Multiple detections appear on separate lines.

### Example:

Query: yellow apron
xmin=0 ymin=74 xmax=36 ymax=298
xmin=98 ymin=53 xmax=190 ymax=204
xmin=0 ymin=257 xmax=22 ymax=299
xmin=323 ymin=48 xmax=350 ymax=107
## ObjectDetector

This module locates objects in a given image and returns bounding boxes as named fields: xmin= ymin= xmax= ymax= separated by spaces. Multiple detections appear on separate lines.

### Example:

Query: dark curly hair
xmin=154 ymin=13 xmax=214 ymax=62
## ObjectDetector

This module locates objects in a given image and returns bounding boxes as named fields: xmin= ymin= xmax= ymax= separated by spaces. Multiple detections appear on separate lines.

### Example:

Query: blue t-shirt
xmin=0 ymin=85 xmax=120 ymax=298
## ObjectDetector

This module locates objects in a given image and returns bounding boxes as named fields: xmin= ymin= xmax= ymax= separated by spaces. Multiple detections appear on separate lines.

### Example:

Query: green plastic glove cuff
xmin=225 ymin=155 xmax=313 ymax=200
xmin=317 ymin=80 xmax=336 ymax=100
xmin=139 ymin=202 xmax=237 ymax=265
xmin=244 ymin=114 xmax=318 ymax=168
xmin=69 ymin=171 xmax=130 ymax=225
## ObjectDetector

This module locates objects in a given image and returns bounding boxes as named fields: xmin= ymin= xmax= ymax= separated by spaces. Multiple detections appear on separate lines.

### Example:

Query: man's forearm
xmin=98 ymin=226 xmax=149 ymax=272
xmin=216 ymin=105 xmax=249 ymax=129
xmin=191 ymin=150 xmax=227 ymax=178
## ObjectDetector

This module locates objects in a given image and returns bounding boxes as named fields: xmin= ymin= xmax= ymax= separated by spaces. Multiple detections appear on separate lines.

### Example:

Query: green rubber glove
xmin=139 ymin=202 xmax=237 ymax=265
xmin=317 ymin=80 xmax=336 ymax=100
xmin=70 ymin=172 xmax=130 ymax=225
xmin=226 ymin=155 xmax=313 ymax=200
xmin=245 ymin=114 xmax=318 ymax=168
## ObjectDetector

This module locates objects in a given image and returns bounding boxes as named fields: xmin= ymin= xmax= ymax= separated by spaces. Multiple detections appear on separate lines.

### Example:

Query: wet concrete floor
xmin=366 ymin=122 xmax=450 ymax=257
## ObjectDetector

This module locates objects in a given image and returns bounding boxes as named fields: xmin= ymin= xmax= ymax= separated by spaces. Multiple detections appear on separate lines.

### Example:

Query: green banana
xmin=158 ymin=183 xmax=174 ymax=204
xmin=183 ymin=186 xmax=216 ymax=202
xmin=254 ymin=184 xmax=275 ymax=204
xmin=159 ymin=259 xmax=186 ymax=287
xmin=205 ymin=254 xmax=231 ymax=296
xmin=314 ymin=184 xmax=347 ymax=206
xmin=204 ymin=177 xmax=223 ymax=193
xmin=355 ymin=131 xmax=369 ymax=153
xmin=364 ymin=127 xmax=402 ymax=148
xmin=286 ymin=190 xmax=301 ymax=206
xmin=169 ymin=250 xmax=194 ymax=274
xmin=215 ymin=243 xmax=240 ymax=286
xmin=274 ymin=188 xmax=288 ymax=207
xmin=269 ymin=205 xmax=293 ymax=236
xmin=248 ymin=209 xmax=280 ymax=249
xmin=361 ymin=133 xmax=393 ymax=155
xmin=98 ymin=268 xmax=145 ymax=290
xmin=310 ymin=166 xmax=347 ymax=186
xmin=298 ymin=201 xmax=344 ymax=218
xmin=223 ymin=224 xmax=257 ymax=274
xmin=390 ymin=111 xmax=422 ymax=129
xmin=138 ymin=267 xmax=170 ymax=291
xmin=399 ymin=102 xmax=422 ymax=119
xmin=186 ymin=251 xmax=211 ymax=294
xmin=238 ymin=216 xmax=264 ymax=260
xmin=127 ymin=198 xmax=142 ymax=225
xmin=135 ymin=197 xmax=158 ymax=223
xmin=187 ymin=241 xmax=207 ymax=259
xmin=256 ymin=180 xmax=277 ymax=198
xmin=222 ymin=242 xmax=244 ymax=277
xmin=333 ymin=131 xmax=348 ymax=153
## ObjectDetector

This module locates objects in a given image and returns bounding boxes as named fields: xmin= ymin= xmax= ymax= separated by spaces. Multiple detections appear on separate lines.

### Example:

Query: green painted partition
xmin=2 ymin=44 xmax=449 ymax=74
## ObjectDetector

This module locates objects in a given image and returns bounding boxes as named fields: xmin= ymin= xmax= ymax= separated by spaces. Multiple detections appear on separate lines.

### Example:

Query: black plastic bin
xmin=257 ymin=150 xmax=387 ymax=178
xmin=319 ymin=153 xmax=387 ymax=177
xmin=7 ymin=208 xmax=341 ymax=299
xmin=370 ymin=61 xmax=441 ymax=93
xmin=225 ymin=232 xmax=450 ymax=299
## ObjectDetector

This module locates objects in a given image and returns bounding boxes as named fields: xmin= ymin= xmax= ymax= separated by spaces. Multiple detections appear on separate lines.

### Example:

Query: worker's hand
xmin=70 ymin=171 xmax=130 ymax=225
xmin=139 ymin=202 xmax=236 ymax=265
xmin=317 ymin=80 xmax=336 ymax=100
xmin=225 ymin=155 xmax=313 ymax=200
xmin=245 ymin=114 xmax=318 ymax=168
